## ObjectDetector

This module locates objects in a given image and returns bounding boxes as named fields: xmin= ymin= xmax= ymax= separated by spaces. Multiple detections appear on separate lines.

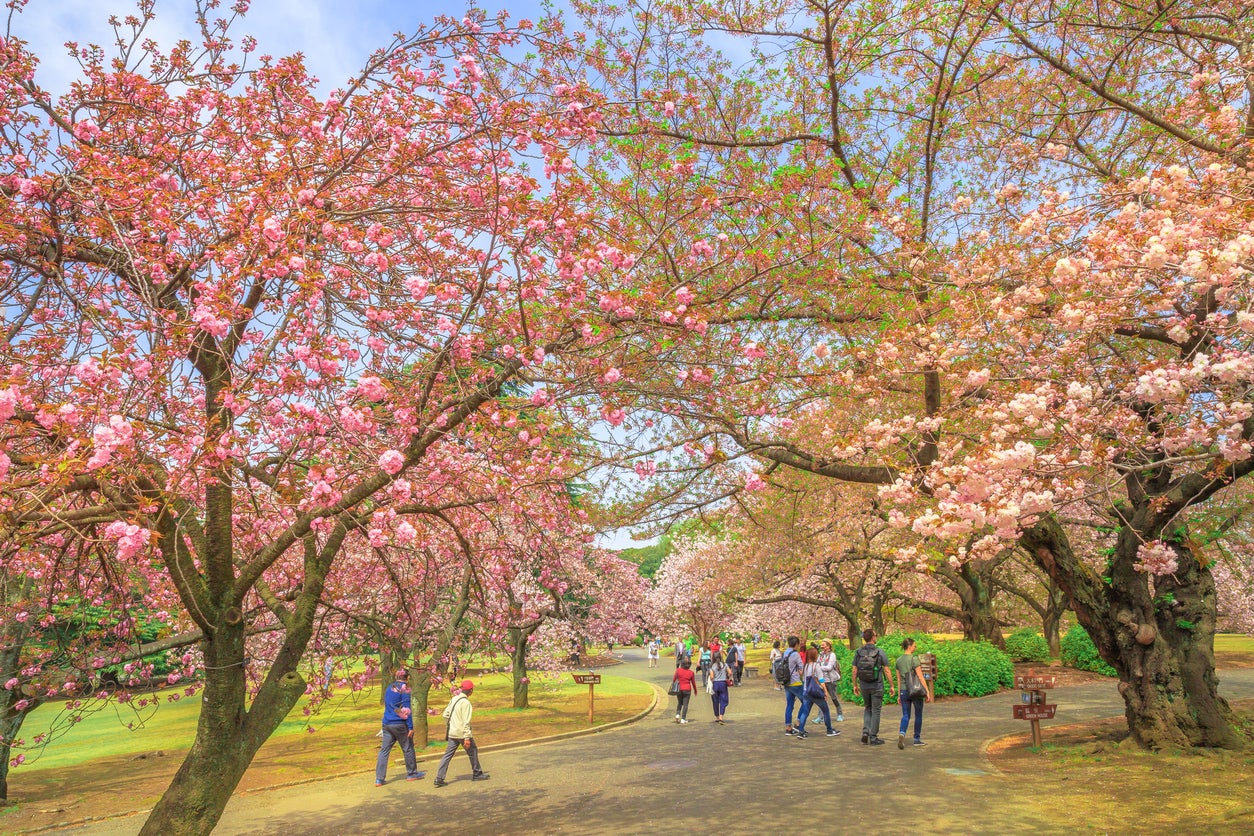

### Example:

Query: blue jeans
xmin=899 ymin=695 xmax=924 ymax=740
xmin=711 ymin=681 xmax=729 ymax=716
xmin=799 ymin=689 xmax=832 ymax=733
xmin=783 ymin=683 xmax=804 ymax=726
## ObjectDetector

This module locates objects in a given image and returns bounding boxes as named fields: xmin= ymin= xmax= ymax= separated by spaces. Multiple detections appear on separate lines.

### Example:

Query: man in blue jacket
xmin=376 ymin=669 xmax=424 ymax=786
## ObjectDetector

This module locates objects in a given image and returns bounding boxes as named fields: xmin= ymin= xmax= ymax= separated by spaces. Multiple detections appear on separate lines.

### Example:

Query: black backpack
xmin=772 ymin=650 xmax=793 ymax=685
xmin=854 ymin=645 xmax=881 ymax=684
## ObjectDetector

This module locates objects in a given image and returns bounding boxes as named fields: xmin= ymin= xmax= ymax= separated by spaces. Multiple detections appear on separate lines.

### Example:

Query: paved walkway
xmin=71 ymin=652 xmax=1254 ymax=835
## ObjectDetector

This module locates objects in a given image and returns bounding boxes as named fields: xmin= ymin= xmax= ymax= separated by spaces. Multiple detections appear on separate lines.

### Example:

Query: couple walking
xmin=852 ymin=632 xmax=934 ymax=747
xmin=671 ymin=651 xmax=734 ymax=724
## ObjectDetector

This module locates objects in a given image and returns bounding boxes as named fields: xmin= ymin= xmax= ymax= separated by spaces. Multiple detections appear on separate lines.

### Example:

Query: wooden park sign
xmin=572 ymin=673 xmax=601 ymax=725
xmin=1013 ymin=671 xmax=1057 ymax=747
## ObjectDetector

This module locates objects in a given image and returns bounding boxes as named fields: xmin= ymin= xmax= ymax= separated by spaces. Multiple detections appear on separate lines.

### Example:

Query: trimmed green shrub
xmin=1004 ymin=628 xmax=1051 ymax=663
xmin=932 ymin=640 xmax=1016 ymax=697
xmin=834 ymin=635 xmax=1014 ymax=706
xmin=1059 ymin=624 xmax=1118 ymax=676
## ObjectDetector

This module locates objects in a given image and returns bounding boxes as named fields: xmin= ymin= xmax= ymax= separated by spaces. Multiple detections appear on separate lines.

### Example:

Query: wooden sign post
xmin=1013 ymin=672 xmax=1058 ymax=747
xmin=572 ymin=673 xmax=601 ymax=725
xmin=918 ymin=652 xmax=938 ymax=685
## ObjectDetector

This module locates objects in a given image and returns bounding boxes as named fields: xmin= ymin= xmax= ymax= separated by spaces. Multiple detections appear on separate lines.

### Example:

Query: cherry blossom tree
xmin=562 ymin=0 xmax=1254 ymax=751
xmin=644 ymin=536 xmax=741 ymax=643
xmin=0 ymin=4 xmax=650 ymax=828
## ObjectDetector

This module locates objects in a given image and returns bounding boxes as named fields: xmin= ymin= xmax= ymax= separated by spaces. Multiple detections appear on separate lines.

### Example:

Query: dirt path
xmin=56 ymin=652 xmax=1254 ymax=835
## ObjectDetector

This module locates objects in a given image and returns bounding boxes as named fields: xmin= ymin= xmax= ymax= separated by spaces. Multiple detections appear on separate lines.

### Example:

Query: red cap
xmin=459 ymin=679 xmax=474 ymax=692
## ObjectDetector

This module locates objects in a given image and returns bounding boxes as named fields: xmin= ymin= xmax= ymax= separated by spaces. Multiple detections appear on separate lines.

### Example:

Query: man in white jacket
xmin=433 ymin=680 xmax=489 ymax=787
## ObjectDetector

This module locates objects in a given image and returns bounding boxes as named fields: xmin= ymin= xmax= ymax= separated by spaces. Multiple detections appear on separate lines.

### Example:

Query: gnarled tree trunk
xmin=1022 ymin=516 xmax=1239 ymax=750
xmin=138 ymin=617 xmax=309 ymax=835
xmin=508 ymin=625 xmax=534 ymax=709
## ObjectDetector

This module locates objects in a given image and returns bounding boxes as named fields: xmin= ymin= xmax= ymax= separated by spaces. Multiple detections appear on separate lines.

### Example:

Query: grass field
xmin=0 ymin=667 xmax=654 ymax=832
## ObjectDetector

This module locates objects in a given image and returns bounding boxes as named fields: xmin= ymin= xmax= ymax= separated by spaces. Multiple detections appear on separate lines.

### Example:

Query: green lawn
xmin=1215 ymin=633 xmax=1254 ymax=654
xmin=14 ymin=667 xmax=651 ymax=774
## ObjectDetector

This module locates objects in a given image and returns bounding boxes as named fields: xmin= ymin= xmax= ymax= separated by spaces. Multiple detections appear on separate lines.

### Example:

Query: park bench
xmin=743 ymin=667 xmax=759 ymax=678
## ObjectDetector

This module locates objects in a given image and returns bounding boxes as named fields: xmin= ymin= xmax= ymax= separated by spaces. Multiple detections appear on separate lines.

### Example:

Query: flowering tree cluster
xmin=562 ymin=0 xmax=1254 ymax=750
xmin=0 ymin=3 xmax=658 ymax=829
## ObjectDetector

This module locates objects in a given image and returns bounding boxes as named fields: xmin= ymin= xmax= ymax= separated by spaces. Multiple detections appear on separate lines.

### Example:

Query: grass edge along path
xmin=0 ymin=672 xmax=657 ymax=835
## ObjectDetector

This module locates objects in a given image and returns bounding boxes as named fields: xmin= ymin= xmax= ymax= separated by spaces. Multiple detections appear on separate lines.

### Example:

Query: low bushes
xmin=1060 ymin=624 xmax=1118 ymax=676
xmin=1004 ymin=628 xmax=1052 ymax=663
xmin=832 ymin=634 xmax=1014 ymax=706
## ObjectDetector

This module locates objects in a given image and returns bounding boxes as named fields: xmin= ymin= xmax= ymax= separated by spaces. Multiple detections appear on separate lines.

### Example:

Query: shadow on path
xmin=66 ymin=651 xmax=1254 ymax=835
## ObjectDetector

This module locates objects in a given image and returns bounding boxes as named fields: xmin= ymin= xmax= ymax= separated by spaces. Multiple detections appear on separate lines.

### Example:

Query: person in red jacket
xmin=671 ymin=659 xmax=697 ymax=724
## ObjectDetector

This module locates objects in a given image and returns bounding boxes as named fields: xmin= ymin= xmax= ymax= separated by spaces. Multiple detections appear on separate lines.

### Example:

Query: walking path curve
xmin=70 ymin=650 xmax=1254 ymax=835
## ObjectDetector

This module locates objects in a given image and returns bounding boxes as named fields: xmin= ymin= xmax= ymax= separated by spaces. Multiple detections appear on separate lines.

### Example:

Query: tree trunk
xmin=0 ymin=620 xmax=32 ymax=804
xmin=379 ymin=646 xmax=398 ymax=706
xmin=1042 ymin=580 xmax=1065 ymax=657
xmin=138 ymin=619 xmax=308 ymax=834
xmin=509 ymin=627 xmax=530 ymax=709
xmin=1022 ymin=517 xmax=1240 ymax=750
xmin=870 ymin=595 xmax=886 ymax=637
xmin=846 ymin=618 xmax=862 ymax=651
xmin=411 ymin=669 xmax=432 ymax=749
xmin=0 ymin=700 xmax=33 ymax=804
xmin=956 ymin=565 xmax=1005 ymax=648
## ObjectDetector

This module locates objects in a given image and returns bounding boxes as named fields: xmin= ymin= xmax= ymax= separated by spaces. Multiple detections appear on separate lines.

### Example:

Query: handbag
xmin=805 ymin=675 xmax=825 ymax=701
xmin=668 ymin=677 xmax=681 ymax=696
xmin=705 ymin=677 xmax=715 ymax=695
xmin=907 ymin=671 xmax=927 ymax=700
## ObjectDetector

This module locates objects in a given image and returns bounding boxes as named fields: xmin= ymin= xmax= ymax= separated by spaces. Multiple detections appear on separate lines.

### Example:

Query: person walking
xmin=675 ymin=638 xmax=687 ymax=668
xmin=708 ymin=651 xmax=732 ymax=723
xmin=796 ymin=647 xmax=839 ymax=739
xmin=647 ymin=641 xmax=659 ymax=668
xmin=895 ymin=637 xmax=933 ymax=748
xmin=699 ymin=643 xmax=713 ymax=687
xmin=671 ymin=658 xmax=697 ymax=723
xmin=852 ymin=629 xmax=895 ymax=746
xmin=769 ymin=640 xmax=783 ymax=692
xmin=433 ymin=680 xmax=489 ymax=787
xmin=376 ymin=669 xmax=424 ymax=786
xmin=781 ymin=636 xmax=805 ymax=735
xmin=817 ymin=640 xmax=845 ymax=722
xmin=734 ymin=639 xmax=747 ymax=685
xmin=723 ymin=641 xmax=738 ymax=686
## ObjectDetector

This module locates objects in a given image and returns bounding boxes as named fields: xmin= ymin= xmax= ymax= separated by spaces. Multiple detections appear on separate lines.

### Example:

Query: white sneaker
xmin=679 ymin=718 xmax=689 ymax=724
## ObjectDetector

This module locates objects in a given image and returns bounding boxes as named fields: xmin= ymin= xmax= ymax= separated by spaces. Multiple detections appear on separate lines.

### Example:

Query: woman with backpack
xmin=894 ymin=637 xmax=933 ymax=748
xmin=795 ymin=647 xmax=838 ymax=739
xmin=698 ymin=643 xmax=713 ymax=687
xmin=817 ymin=639 xmax=844 ymax=722
xmin=768 ymin=640 xmax=783 ymax=691
xmin=671 ymin=658 xmax=697 ymax=724
xmin=708 ymin=651 xmax=733 ymax=724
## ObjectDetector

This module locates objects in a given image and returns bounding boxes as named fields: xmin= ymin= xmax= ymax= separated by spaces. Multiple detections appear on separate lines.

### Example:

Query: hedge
xmin=1004 ymin=628 xmax=1051 ymax=663
xmin=827 ymin=634 xmax=1014 ymax=706
xmin=1059 ymin=624 xmax=1118 ymax=676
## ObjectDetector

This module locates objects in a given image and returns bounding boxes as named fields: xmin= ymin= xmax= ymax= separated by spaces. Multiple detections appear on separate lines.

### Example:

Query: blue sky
xmin=18 ymin=0 xmax=556 ymax=96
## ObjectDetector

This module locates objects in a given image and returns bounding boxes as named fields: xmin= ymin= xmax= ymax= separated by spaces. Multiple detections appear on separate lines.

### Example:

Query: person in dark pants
xmin=376 ymin=669 xmax=424 ymax=786
xmin=734 ymin=639 xmax=746 ymax=685
xmin=434 ymin=680 xmax=489 ymax=787
xmin=672 ymin=658 xmax=697 ymax=722
xmin=782 ymin=636 xmax=805 ymax=735
xmin=796 ymin=647 xmax=838 ymax=739
xmin=709 ymin=651 xmax=731 ymax=723
xmin=895 ymin=637 xmax=933 ymax=747
xmin=852 ymin=629 xmax=895 ymax=745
